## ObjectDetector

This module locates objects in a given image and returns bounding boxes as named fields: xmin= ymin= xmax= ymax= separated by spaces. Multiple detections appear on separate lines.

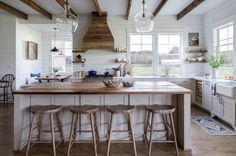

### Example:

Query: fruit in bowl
xmin=103 ymin=79 xmax=122 ymax=87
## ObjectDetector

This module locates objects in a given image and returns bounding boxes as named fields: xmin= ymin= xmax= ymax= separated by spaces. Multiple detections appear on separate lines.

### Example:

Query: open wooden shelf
xmin=72 ymin=49 xmax=87 ymax=53
xmin=72 ymin=60 xmax=85 ymax=64
xmin=113 ymin=48 xmax=127 ymax=53
xmin=187 ymin=50 xmax=207 ymax=53
xmin=185 ymin=60 xmax=206 ymax=63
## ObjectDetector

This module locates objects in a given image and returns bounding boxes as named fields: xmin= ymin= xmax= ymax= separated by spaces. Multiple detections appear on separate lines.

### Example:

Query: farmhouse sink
xmin=216 ymin=82 xmax=236 ymax=98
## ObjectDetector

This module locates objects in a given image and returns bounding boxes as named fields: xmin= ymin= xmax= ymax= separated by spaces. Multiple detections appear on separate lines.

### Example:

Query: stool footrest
xmin=112 ymin=130 xmax=132 ymax=133
xmin=110 ymin=140 xmax=135 ymax=144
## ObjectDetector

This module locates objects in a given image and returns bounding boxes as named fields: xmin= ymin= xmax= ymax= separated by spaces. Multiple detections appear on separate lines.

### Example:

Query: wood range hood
xmin=83 ymin=12 xmax=114 ymax=50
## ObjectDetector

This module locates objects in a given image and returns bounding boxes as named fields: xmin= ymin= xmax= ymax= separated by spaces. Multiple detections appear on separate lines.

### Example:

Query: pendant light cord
xmin=65 ymin=0 xmax=69 ymax=18
xmin=142 ymin=0 xmax=145 ymax=18
xmin=54 ymin=28 xmax=57 ymax=46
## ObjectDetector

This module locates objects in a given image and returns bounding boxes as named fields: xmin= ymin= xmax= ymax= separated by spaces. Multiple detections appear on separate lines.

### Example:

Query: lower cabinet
xmin=212 ymin=95 xmax=236 ymax=130
xmin=202 ymin=81 xmax=212 ymax=111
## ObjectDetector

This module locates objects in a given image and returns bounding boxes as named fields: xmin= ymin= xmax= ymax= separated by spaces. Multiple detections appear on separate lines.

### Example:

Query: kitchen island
xmin=14 ymin=81 xmax=191 ymax=151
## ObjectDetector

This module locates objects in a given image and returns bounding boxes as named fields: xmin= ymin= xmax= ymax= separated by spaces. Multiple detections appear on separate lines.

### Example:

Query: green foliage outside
xmin=206 ymin=54 xmax=225 ymax=68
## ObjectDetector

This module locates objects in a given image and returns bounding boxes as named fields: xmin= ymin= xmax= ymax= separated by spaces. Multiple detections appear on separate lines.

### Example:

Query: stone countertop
xmin=193 ymin=76 xmax=235 ymax=83
xmin=14 ymin=81 xmax=192 ymax=94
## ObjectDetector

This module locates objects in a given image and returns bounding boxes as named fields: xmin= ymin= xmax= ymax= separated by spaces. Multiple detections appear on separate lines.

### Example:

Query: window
xmin=51 ymin=40 xmax=72 ymax=73
xmin=215 ymin=23 xmax=234 ymax=77
xmin=157 ymin=34 xmax=182 ymax=76
xmin=129 ymin=34 xmax=153 ymax=75
xmin=128 ymin=33 xmax=182 ymax=76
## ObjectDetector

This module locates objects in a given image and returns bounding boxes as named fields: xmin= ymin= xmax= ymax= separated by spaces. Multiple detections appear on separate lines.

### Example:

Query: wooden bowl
xmin=103 ymin=79 xmax=122 ymax=87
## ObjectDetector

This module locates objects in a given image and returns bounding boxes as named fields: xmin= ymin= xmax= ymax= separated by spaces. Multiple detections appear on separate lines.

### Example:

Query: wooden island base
xmin=14 ymin=82 xmax=191 ymax=151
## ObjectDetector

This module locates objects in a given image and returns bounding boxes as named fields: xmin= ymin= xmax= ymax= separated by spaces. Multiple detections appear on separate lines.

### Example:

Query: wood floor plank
xmin=1 ymin=104 xmax=236 ymax=156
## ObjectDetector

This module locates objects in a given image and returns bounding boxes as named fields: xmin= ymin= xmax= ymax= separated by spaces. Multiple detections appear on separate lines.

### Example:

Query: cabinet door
xmin=202 ymin=82 xmax=212 ymax=111
xmin=212 ymin=96 xmax=223 ymax=117
xmin=222 ymin=98 xmax=235 ymax=125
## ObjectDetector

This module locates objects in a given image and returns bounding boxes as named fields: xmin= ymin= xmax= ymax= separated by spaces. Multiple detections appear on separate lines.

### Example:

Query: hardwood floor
xmin=1 ymin=104 xmax=236 ymax=156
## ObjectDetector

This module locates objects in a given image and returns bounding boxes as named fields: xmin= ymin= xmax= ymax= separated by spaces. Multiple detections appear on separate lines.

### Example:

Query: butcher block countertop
xmin=14 ymin=81 xmax=192 ymax=94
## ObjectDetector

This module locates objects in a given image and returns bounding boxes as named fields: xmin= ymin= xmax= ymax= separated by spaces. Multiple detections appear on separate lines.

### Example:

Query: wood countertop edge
xmin=14 ymin=82 xmax=192 ymax=94
xmin=14 ymin=90 xmax=192 ymax=94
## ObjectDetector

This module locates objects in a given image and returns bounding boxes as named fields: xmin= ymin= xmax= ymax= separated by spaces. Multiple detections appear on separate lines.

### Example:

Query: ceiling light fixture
xmin=134 ymin=0 xmax=154 ymax=32
xmin=56 ymin=0 xmax=79 ymax=33
xmin=51 ymin=28 xmax=60 ymax=52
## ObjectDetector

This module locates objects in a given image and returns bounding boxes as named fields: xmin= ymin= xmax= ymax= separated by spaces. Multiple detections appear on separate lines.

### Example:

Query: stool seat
xmin=146 ymin=105 xmax=175 ymax=113
xmin=69 ymin=105 xmax=99 ymax=114
xmin=144 ymin=104 xmax=179 ymax=156
xmin=67 ymin=105 xmax=100 ymax=156
xmin=31 ymin=105 xmax=63 ymax=114
xmin=107 ymin=105 xmax=135 ymax=113
xmin=26 ymin=105 xmax=64 ymax=156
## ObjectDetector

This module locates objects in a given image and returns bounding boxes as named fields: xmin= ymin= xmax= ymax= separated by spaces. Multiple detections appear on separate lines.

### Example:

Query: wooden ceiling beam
xmin=0 ymin=1 xmax=28 ymax=19
xmin=153 ymin=0 xmax=167 ymax=17
xmin=20 ymin=0 xmax=52 ymax=20
xmin=56 ymin=0 xmax=78 ymax=17
xmin=126 ymin=0 xmax=132 ymax=20
xmin=177 ymin=0 xmax=205 ymax=20
xmin=93 ymin=0 xmax=102 ymax=16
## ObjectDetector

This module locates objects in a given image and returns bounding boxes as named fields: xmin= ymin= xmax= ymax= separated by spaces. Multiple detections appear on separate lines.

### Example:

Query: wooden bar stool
xmin=106 ymin=105 xmax=137 ymax=156
xmin=67 ymin=105 xmax=100 ymax=156
xmin=25 ymin=105 xmax=64 ymax=156
xmin=144 ymin=105 xmax=179 ymax=156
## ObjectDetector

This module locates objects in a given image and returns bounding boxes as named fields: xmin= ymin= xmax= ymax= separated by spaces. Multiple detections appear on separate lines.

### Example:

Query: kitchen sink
xmin=216 ymin=82 xmax=236 ymax=98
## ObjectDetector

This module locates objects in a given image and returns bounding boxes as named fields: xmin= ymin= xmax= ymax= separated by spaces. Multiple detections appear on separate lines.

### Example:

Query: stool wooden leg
xmin=128 ymin=113 xmax=137 ymax=156
xmin=6 ymin=87 xmax=8 ymax=104
xmin=148 ymin=113 xmax=154 ymax=156
xmin=50 ymin=113 xmax=56 ymax=156
xmin=93 ymin=113 xmax=100 ymax=145
xmin=25 ymin=113 xmax=36 ymax=156
xmin=143 ymin=111 xmax=150 ymax=142
xmin=67 ymin=114 xmax=76 ymax=156
xmin=37 ymin=113 xmax=43 ymax=141
xmin=162 ymin=114 xmax=169 ymax=140
xmin=106 ymin=113 xmax=114 ymax=156
xmin=55 ymin=112 xmax=64 ymax=142
xmin=169 ymin=113 xmax=179 ymax=156
xmin=11 ymin=86 xmax=14 ymax=101
xmin=90 ymin=113 xmax=98 ymax=156
xmin=3 ymin=87 xmax=6 ymax=105
xmin=73 ymin=114 xmax=79 ymax=141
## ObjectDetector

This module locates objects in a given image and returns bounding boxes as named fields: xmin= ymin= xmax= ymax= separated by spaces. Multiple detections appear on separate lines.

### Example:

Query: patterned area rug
xmin=192 ymin=116 xmax=236 ymax=135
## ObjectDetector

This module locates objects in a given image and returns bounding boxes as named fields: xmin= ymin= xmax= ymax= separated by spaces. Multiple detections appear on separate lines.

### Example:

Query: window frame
xmin=214 ymin=22 xmax=234 ymax=78
xmin=128 ymin=33 xmax=155 ymax=76
xmin=51 ymin=39 xmax=73 ymax=73
xmin=156 ymin=33 xmax=183 ymax=76
xmin=127 ymin=30 xmax=183 ymax=76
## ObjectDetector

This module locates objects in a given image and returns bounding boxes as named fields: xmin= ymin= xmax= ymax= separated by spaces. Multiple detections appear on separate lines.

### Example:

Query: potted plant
xmin=206 ymin=54 xmax=225 ymax=79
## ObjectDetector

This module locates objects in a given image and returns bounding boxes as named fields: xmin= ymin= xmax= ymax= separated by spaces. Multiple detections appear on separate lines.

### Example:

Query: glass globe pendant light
xmin=134 ymin=0 xmax=154 ymax=32
xmin=56 ymin=0 xmax=79 ymax=33
xmin=51 ymin=28 xmax=60 ymax=52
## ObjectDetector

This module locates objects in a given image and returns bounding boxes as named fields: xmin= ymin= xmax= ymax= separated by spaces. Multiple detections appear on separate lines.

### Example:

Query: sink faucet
xmin=163 ymin=66 xmax=170 ymax=77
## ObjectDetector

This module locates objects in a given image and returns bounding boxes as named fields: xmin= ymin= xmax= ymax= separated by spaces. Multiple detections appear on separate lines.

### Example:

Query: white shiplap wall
xmin=203 ymin=0 xmax=236 ymax=74
xmin=72 ymin=15 xmax=204 ymax=76
xmin=15 ymin=21 xmax=42 ymax=89
xmin=0 ymin=14 xmax=16 ymax=82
